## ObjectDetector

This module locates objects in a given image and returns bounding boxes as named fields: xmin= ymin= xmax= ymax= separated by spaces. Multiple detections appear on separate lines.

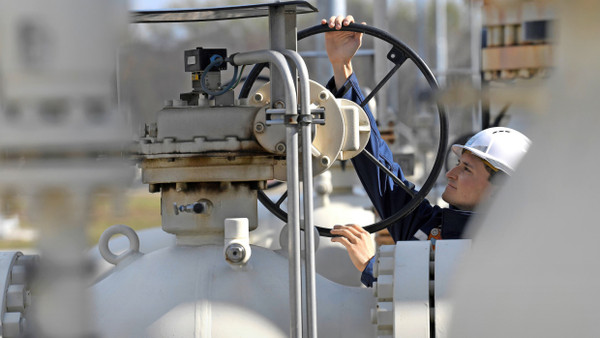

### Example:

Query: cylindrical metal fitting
xmin=225 ymin=243 xmax=246 ymax=264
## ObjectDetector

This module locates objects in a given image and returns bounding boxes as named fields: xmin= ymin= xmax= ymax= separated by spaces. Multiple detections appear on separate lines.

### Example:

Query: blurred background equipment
xmin=4 ymin=0 xmax=599 ymax=338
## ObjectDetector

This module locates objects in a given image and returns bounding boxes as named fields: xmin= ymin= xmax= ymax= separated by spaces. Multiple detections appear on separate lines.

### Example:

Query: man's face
xmin=442 ymin=151 xmax=492 ymax=211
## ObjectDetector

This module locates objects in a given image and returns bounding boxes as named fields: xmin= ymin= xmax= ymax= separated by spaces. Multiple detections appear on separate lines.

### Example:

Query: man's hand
xmin=321 ymin=15 xmax=365 ymax=89
xmin=330 ymin=224 xmax=375 ymax=272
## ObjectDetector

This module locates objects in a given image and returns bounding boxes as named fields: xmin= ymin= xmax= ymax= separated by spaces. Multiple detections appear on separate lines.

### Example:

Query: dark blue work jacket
xmin=326 ymin=74 xmax=472 ymax=287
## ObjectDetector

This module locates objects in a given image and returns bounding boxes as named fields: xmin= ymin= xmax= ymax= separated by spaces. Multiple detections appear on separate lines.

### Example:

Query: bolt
xmin=274 ymin=100 xmax=285 ymax=109
xmin=254 ymin=93 xmax=264 ymax=103
xmin=320 ymin=156 xmax=331 ymax=167
xmin=6 ymin=285 xmax=26 ymax=312
xmin=176 ymin=182 xmax=188 ymax=192
xmin=10 ymin=265 xmax=26 ymax=285
xmin=225 ymin=243 xmax=246 ymax=264
xmin=275 ymin=142 xmax=286 ymax=153
xmin=254 ymin=122 xmax=265 ymax=134
xmin=319 ymin=91 xmax=329 ymax=102
xmin=2 ymin=312 xmax=23 ymax=337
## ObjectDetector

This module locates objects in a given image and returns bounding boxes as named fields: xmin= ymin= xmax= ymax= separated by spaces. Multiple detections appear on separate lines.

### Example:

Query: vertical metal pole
xmin=270 ymin=6 xmax=302 ymax=337
xmin=314 ymin=0 xmax=347 ymax=84
xmin=373 ymin=0 xmax=388 ymax=123
xmin=31 ymin=188 xmax=94 ymax=338
xmin=436 ymin=0 xmax=448 ymax=86
xmin=470 ymin=0 xmax=484 ymax=130
xmin=416 ymin=0 xmax=429 ymax=64
xmin=270 ymin=6 xmax=287 ymax=102
xmin=286 ymin=118 xmax=302 ymax=338
xmin=301 ymin=97 xmax=318 ymax=338
xmin=301 ymin=120 xmax=317 ymax=337
xmin=282 ymin=50 xmax=318 ymax=338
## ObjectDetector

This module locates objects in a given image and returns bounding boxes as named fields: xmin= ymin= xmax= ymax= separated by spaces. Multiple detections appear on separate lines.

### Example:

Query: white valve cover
xmin=250 ymin=80 xmax=370 ymax=180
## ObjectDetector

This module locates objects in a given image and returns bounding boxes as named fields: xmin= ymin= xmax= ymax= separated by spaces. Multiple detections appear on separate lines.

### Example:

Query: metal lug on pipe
xmin=224 ymin=218 xmax=251 ymax=266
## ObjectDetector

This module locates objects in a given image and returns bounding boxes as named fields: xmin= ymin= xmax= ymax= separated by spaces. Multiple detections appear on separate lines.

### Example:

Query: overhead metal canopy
xmin=131 ymin=1 xmax=318 ymax=24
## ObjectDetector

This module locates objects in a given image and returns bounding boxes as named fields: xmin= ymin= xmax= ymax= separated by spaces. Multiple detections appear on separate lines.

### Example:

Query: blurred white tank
xmin=91 ymin=239 xmax=375 ymax=337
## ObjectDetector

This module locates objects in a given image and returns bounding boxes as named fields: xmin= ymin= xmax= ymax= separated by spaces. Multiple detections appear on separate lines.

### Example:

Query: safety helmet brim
xmin=451 ymin=144 xmax=509 ymax=174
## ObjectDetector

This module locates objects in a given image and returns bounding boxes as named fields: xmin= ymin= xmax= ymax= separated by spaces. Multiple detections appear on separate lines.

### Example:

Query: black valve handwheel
xmin=241 ymin=23 xmax=448 ymax=237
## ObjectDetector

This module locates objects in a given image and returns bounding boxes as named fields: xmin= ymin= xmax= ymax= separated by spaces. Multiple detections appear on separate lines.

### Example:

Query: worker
xmin=323 ymin=15 xmax=531 ymax=287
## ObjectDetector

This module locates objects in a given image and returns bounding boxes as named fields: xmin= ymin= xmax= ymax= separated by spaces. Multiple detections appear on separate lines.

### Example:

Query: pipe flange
xmin=0 ymin=252 xmax=38 ymax=338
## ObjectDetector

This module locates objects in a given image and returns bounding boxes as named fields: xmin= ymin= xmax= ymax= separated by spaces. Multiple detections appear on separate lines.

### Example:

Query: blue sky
xmin=130 ymin=0 xmax=172 ymax=10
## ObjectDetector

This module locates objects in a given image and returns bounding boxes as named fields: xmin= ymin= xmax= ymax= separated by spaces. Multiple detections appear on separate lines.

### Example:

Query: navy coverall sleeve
xmin=327 ymin=74 xmax=438 ymax=287
xmin=360 ymin=257 xmax=376 ymax=287
xmin=326 ymin=74 xmax=436 ymax=242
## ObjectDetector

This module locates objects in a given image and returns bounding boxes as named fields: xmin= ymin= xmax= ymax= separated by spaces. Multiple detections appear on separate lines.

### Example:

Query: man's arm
xmin=324 ymin=16 xmax=434 ymax=287
xmin=323 ymin=16 xmax=431 ymax=239
xmin=322 ymin=15 xmax=363 ymax=89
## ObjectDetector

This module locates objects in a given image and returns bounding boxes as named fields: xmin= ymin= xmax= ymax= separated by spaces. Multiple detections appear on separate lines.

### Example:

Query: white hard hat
xmin=451 ymin=127 xmax=531 ymax=175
